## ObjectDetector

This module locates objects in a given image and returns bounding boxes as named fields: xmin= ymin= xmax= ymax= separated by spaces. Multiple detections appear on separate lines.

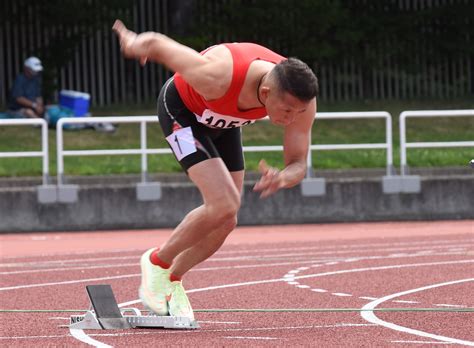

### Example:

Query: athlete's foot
xmin=139 ymin=248 xmax=171 ymax=316
xmin=167 ymin=281 xmax=195 ymax=320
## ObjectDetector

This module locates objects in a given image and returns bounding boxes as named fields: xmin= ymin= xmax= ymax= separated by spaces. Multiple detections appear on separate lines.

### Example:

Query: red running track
xmin=0 ymin=220 xmax=473 ymax=347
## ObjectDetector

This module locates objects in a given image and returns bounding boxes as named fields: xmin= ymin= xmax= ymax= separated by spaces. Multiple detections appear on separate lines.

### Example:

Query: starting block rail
xmin=69 ymin=284 xmax=199 ymax=330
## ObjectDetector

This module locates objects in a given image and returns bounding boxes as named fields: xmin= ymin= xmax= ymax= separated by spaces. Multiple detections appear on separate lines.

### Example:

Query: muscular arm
xmin=281 ymin=100 xmax=316 ymax=186
xmin=253 ymin=99 xmax=316 ymax=198
xmin=112 ymin=20 xmax=222 ymax=97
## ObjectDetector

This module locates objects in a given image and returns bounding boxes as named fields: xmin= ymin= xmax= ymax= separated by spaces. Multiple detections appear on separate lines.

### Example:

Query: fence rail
xmin=0 ymin=118 xmax=49 ymax=185
xmin=56 ymin=112 xmax=393 ymax=184
xmin=2 ymin=108 xmax=472 ymax=201
xmin=399 ymin=110 xmax=474 ymax=175
xmin=56 ymin=116 xmax=165 ymax=185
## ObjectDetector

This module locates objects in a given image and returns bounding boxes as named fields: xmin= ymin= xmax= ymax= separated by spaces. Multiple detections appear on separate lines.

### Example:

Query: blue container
xmin=59 ymin=90 xmax=90 ymax=116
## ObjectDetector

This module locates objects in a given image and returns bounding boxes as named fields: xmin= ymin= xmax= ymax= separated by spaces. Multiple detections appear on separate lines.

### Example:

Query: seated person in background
xmin=8 ymin=57 xmax=44 ymax=118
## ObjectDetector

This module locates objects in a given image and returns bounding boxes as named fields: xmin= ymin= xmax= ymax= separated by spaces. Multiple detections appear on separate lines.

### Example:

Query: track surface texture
xmin=1 ymin=220 xmax=473 ymax=347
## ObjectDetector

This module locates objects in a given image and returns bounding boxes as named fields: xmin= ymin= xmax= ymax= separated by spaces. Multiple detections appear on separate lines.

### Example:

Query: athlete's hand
xmin=112 ymin=19 xmax=154 ymax=66
xmin=253 ymin=160 xmax=284 ymax=198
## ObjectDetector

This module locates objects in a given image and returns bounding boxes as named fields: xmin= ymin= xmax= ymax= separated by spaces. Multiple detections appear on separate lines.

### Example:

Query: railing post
xmin=399 ymin=111 xmax=407 ymax=176
xmin=136 ymin=119 xmax=161 ymax=201
xmin=41 ymin=121 xmax=49 ymax=186
xmin=56 ymin=118 xmax=78 ymax=202
xmin=384 ymin=112 xmax=394 ymax=176
xmin=56 ymin=119 xmax=64 ymax=186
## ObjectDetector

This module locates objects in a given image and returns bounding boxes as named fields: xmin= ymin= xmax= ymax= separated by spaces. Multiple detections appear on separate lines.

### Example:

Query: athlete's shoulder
xmin=229 ymin=42 xmax=286 ymax=62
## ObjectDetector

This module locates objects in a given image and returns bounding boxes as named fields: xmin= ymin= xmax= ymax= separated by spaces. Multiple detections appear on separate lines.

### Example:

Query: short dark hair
xmin=271 ymin=58 xmax=319 ymax=101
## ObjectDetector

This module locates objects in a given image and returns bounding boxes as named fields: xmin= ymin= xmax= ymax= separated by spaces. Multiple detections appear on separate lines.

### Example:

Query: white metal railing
xmin=0 ymin=118 xmax=49 ymax=185
xmin=56 ymin=116 xmax=169 ymax=185
xmin=400 ymin=110 xmax=474 ymax=175
xmin=311 ymin=112 xmax=393 ymax=176
xmin=57 ymin=112 xmax=393 ymax=184
xmin=243 ymin=112 xmax=393 ymax=177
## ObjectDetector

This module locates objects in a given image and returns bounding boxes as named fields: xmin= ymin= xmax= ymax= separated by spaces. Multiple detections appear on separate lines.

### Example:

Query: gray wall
xmin=1 ymin=171 xmax=473 ymax=233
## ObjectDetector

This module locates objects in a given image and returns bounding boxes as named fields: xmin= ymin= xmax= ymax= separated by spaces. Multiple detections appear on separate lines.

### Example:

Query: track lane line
xmin=360 ymin=278 xmax=474 ymax=346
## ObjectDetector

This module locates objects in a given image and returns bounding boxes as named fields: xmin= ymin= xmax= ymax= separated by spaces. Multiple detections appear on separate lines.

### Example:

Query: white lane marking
xmin=118 ymin=259 xmax=474 ymax=308
xmin=157 ymin=322 xmax=376 ymax=332
xmin=311 ymin=289 xmax=328 ymax=293
xmin=199 ymin=321 xmax=241 ymax=324
xmin=0 ymin=257 xmax=342 ymax=275
xmin=4 ymin=253 xmax=469 ymax=345
xmin=224 ymin=336 xmax=279 ymax=340
xmin=332 ymin=293 xmax=352 ymax=297
xmin=359 ymin=296 xmax=378 ymax=300
xmin=0 ymin=243 xmax=466 ymax=271
xmin=2 ymin=323 xmax=378 ymax=341
xmin=360 ymin=278 xmax=474 ymax=346
xmin=296 ymin=285 xmax=311 ymax=289
xmin=1 ymin=238 xmax=472 ymax=262
xmin=0 ymin=263 xmax=138 ymax=275
xmin=391 ymin=340 xmax=454 ymax=345
xmin=392 ymin=300 xmax=419 ymax=304
xmin=0 ymin=255 xmax=138 ymax=268
xmin=70 ymin=329 xmax=112 ymax=348
xmin=0 ymin=274 xmax=139 ymax=291
xmin=344 ymin=258 xmax=361 ymax=262
xmin=214 ymin=239 xmax=474 ymax=256
xmin=205 ymin=244 xmax=473 ymax=262
xmin=0 ymin=334 xmax=72 ymax=340
xmin=434 ymin=304 xmax=467 ymax=308
xmin=31 ymin=236 xmax=48 ymax=241
xmin=2 ymin=248 xmax=467 ymax=277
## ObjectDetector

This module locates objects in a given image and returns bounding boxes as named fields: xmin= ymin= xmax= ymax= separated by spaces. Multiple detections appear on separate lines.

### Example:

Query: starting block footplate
xmin=69 ymin=284 xmax=199 ymax=330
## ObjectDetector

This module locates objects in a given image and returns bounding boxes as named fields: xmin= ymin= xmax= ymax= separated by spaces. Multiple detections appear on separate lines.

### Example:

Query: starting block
xmin=69 ymin=284 xmax=199 ymax=330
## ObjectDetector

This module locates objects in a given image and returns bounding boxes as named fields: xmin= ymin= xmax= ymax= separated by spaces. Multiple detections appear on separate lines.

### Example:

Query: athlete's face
xmin=265 ymin=91 xmax=309 ymax=126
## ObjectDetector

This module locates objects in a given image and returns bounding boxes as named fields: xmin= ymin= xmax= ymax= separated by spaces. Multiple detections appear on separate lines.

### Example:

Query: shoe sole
xmin=139 ymin=286 xmax=168 ymax=316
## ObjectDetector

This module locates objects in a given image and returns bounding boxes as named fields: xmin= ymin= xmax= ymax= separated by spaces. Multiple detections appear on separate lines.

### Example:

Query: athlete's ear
xmin=261 ymin=86 xmax=271 ymax=100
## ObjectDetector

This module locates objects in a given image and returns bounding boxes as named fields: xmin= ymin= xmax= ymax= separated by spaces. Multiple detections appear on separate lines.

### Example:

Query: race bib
xmin=195 ymin=109 xmax=257 ymax=129
xmin=165 ymin=126 xmax=197 ymax=161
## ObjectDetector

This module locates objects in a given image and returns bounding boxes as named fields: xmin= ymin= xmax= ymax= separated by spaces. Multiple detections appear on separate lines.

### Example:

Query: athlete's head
xmin=272 ymin=58 xmax=319 ymax=101
xmin=261 ymin=58 xmax=318 ymax=126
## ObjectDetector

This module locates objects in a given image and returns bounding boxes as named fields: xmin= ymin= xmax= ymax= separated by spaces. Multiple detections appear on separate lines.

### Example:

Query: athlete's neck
xmin=256 ymin=73 xmax=267 ymax=107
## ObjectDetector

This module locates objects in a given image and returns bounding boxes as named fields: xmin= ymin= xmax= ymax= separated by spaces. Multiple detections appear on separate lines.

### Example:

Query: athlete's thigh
xmin=187 ymin=158 xmax=240 ymax=205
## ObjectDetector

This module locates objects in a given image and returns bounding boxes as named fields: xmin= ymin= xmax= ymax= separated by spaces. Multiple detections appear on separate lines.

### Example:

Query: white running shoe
xmin=167 ymin=281 xmax=195 ymax=320
xmin=138 ymin=248 xmax=171 ymax=316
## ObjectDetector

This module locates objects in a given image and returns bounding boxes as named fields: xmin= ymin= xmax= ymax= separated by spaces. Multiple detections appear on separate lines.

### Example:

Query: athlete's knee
xmin=208 ymin=191 xmax=240 ymax=225
xmin=220 ymin=213 xmax=238 ymax=234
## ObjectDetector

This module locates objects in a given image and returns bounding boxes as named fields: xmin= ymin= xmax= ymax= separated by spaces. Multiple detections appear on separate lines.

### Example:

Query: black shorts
xmin=157 ymin=78 xmax=244 ymax=173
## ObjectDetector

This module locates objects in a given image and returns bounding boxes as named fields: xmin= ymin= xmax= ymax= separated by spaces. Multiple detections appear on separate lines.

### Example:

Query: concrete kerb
xmin=0 ymin=168 xmax=473 ymax=232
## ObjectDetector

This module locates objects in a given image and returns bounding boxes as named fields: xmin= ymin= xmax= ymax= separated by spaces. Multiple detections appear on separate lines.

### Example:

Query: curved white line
xmin=360 ymin=278 xmax=474 ymax=346
xmin=76 ymin=259 xmax=474 ymax=346
xmin=70 ymin=329 xmax=112 ymax=348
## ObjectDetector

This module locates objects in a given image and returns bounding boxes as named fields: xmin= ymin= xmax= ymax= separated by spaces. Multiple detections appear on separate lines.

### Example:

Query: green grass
xmin=0 ymin=99 xmax=473 ymax=177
